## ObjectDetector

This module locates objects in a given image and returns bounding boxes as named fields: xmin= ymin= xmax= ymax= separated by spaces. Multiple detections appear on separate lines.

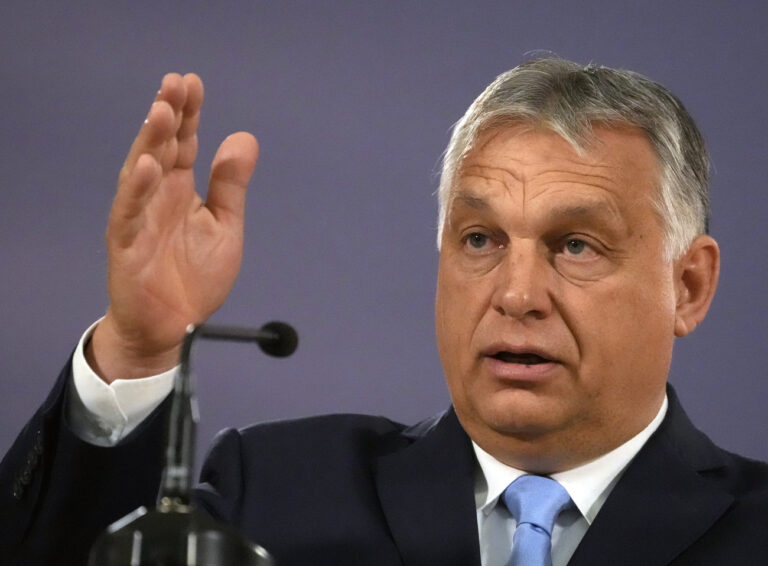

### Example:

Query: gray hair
xmin=436 ymin=58 xmax=710 ymax=261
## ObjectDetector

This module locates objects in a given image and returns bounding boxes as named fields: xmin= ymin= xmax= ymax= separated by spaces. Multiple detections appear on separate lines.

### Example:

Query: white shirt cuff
xmin=67 ymin=319 xmax=177 ymax=446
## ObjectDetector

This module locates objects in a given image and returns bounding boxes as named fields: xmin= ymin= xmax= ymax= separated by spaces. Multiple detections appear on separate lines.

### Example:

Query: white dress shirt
xmin=69 ymin=322 xmax=668 ymax=565
xmin=473 ymin=396 xmax=668 ymax=566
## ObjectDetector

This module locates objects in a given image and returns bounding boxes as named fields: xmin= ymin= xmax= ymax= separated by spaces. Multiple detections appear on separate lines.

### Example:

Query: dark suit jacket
xmin=1 ymin=360 xmax=768 ymax=565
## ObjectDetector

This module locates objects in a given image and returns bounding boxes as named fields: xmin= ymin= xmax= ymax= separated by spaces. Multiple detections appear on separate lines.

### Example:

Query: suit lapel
xmin=568 ymin=388 xmax=734 ymax=566
xmin=374 ymin=408 xmax=481 ymax=566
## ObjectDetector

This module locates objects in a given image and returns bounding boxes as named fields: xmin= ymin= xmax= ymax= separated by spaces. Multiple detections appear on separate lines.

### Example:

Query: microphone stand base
xmin=89 ymin=504 xmax=274 ymax=566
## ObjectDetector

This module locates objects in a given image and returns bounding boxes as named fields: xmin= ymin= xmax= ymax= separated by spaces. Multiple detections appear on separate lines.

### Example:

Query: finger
xmin=175 ymin=73 xmax=204 ymax=169
xmin=151 ymin=72 xmax=186 ymax=105
xmin=119 ymin=73 xmax=187 ymax=183
xmin=206 ymin=132 xmax=259 ymax=228
xmin=179 ymin=73 xmax=203 ymax=138
xmin=109 ymin=153 xmax=163 ymax=245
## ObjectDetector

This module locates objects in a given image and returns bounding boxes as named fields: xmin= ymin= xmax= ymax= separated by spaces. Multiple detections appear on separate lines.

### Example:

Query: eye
xmin=565 ymin=238 xmax=588 ymax=255
xmin=558 ymin=236 xmax=600 ymax=262
xmin=553 ymin=234 xmax=614 ymax=280
xmin=461 ymin=231 xmax=503 ymax=255
xmin=467 ymin=232 xmax=489 ymax=249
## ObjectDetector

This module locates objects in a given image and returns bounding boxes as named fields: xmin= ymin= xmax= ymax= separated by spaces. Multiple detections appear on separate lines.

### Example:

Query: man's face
xmin=435 ymin=124 xmax=679 ymax=473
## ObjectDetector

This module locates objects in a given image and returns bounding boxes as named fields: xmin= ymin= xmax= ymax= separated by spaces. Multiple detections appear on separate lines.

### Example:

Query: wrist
xmin=86 ymin=314 xmax=181 ymax=383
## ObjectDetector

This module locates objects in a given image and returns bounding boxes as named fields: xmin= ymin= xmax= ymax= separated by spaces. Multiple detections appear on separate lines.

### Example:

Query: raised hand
xmin=86 ymin=73 xmax=259 ymax=382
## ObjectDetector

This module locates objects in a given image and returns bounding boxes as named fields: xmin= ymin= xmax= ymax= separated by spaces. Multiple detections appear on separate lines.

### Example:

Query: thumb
xmin=206 ymin=132 xmax=259 ymax=227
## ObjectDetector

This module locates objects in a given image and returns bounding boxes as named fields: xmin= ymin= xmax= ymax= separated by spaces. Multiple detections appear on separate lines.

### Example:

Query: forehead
xmin=453 ymin=123 xmax=661 ymax=209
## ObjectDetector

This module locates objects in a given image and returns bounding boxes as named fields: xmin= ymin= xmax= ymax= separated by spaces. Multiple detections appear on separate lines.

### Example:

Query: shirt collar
xmin=473 ymin=395 xmax=668 ymax=524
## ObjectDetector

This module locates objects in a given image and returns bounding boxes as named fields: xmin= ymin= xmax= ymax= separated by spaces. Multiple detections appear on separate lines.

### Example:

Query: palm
xmin=94 ymin=73 xmax=258 ymax=376
xmin=109 ymin=170 xmax=238 ymax=347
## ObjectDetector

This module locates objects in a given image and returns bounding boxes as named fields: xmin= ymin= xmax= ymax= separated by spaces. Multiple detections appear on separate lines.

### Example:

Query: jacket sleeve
xmin=0 ymin=356 xmax=172 ymax=566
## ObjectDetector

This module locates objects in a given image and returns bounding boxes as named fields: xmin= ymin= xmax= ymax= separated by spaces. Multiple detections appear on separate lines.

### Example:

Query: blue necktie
xmin=501 ymin=475 xmax=572 ymax=566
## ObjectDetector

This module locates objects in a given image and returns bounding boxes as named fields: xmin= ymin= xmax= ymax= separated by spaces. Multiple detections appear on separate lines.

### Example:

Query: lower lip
xmin=482 ymin=356 xmax=560 ymax=382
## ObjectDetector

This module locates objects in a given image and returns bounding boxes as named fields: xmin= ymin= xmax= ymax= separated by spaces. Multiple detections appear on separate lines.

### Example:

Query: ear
xmin=673 ymin=235 xmax=720 ymax=337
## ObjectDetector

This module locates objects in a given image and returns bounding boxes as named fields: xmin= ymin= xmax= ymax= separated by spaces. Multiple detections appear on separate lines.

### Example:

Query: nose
xmin=492 ymin=241 xmax=553 ymax=320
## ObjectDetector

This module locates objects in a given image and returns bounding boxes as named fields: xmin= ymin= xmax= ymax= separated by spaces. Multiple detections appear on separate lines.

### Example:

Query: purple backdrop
xmin=1 ymin=2 xmax=766 ymax=463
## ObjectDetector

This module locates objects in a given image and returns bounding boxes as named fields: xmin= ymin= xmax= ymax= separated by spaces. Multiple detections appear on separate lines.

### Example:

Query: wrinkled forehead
xmin=438 ymin=123 xmax=666 ymax=247
xmin=450 ymin=121 xmax=662 ymax=201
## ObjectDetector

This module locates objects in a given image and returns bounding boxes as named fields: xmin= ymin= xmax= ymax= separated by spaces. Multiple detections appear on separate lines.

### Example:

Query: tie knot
xmin=501 ymin=475 xmax=572 ymax=536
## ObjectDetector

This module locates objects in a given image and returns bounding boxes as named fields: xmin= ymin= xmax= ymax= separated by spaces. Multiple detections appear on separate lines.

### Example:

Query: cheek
xmin=435 ymin=265 xmax=490 ymax=364
xmin=570 ymin=275 xmax=677 ymax=390
xmin=435 ymin=275 xmax=462 ymax=357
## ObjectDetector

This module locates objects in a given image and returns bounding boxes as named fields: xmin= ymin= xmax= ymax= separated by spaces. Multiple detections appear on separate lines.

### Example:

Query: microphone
xmin=89 ymin=320 xmax=297 ymax=565
xmin=190 ymin=321 xmax=298 ymax=358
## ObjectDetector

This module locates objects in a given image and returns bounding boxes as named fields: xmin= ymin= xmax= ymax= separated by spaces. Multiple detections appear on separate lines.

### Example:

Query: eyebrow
xmin=452 ymin=193 xmax=490 ymax=210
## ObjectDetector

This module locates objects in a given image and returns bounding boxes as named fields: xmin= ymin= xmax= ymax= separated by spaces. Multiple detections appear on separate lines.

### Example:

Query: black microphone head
xmin=258 ymin=321 xmax=298 ymax=357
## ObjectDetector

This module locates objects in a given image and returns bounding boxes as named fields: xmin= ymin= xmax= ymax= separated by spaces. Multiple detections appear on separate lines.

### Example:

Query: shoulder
xmin=658 ymin=389 xmax=768 ymax=536
xmin=240 ymin=413 xmax=411 ymax=461
xmin=241 ymin=412 xmax=409 ymax=441
xmin=704 ymin=447 xmax=768 ymax=507
xmin=239 ymin=410 xmax=450 ymax=446
xmin=203 ymin=411 xmax=450 ymax=477
xmin=196 ymin=411 xmax=454 ymax=529
xmin=243 ymin=414 xmax=406 ymax=447
xmin=662 ymin=387 xmax=768 ymax=500
xmin=683 ymin=449 xmax=768 ymax=561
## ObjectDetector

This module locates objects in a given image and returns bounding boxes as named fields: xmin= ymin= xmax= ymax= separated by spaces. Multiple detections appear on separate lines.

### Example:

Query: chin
xmin=464 ymin=391 xmax=572 ymax=441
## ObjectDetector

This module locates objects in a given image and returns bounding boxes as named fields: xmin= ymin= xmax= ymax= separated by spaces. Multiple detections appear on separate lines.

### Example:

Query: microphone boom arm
xmin=89 ymin=320 xmax=296 ymax=565
xmin=162 ymin=321 xmax=298 ymax=507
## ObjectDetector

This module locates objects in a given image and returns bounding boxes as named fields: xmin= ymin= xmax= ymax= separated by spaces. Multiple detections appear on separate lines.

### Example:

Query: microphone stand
xmin=89 ymin=321 xmax=297 ymax=566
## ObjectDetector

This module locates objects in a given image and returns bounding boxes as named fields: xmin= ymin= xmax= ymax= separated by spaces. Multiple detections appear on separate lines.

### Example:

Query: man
xmin=1 ymin=58 xmax=767 ymax=565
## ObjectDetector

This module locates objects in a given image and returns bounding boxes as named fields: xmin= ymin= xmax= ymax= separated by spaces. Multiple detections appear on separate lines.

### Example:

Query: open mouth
xmin=489 ymin=351 xmax=551 ymax=365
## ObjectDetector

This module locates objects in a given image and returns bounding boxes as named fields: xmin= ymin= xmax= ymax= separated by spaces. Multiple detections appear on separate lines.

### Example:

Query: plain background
xmin=1 ymin=2 xmax=766 ymax=464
